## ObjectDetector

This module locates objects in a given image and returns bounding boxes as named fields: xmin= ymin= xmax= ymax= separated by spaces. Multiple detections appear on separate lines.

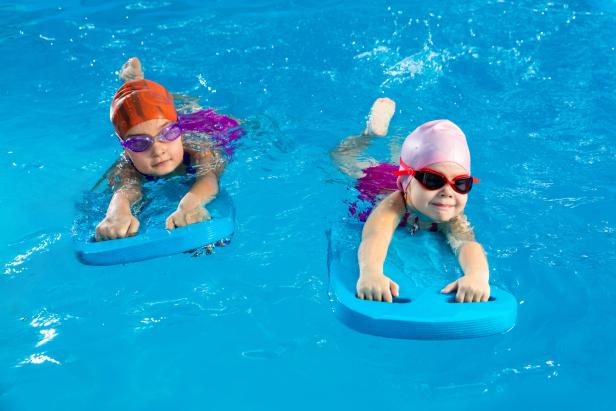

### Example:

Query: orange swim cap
xmin=110 ymin=79 xmax=177 ymax=137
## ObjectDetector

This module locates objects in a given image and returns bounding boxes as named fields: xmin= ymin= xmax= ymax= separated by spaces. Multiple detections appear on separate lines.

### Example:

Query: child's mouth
xmin=153 ymin=159 xmax=170 ymax=167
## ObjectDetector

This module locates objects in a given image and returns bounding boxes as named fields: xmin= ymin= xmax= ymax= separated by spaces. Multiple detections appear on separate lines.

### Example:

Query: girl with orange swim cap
xmin=332 ymin=98 xmax=490 ymax=304
xmin=95 ymin=58 xmax=243 ymax=241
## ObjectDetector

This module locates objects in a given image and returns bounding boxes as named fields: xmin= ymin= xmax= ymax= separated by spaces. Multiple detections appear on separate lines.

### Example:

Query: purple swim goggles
xmin=119 ymin=122 xmax=182 ymax=153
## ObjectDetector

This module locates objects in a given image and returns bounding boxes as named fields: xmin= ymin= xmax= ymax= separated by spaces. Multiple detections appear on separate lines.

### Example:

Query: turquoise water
xmin=1 ymin=0 xmax=615 ymax=409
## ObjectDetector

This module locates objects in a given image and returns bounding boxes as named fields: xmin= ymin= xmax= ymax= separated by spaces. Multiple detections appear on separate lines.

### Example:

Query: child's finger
xmin=464 ymin=293 xmax=474 ymax=303
xmin=390 ymin=281 xmax=400 ymax=298
xmin=357 ymin=291 xmax=365 ymax=300
xmin=481 ymin=292 xmax=490 ymax=302
xmin=441 ymin=280 xmax=458 ymax=294
xmin=120 ymin=223 xmax=131 ymax=238
xmin=187 ymin=211 xmax=205 ymax=225
xmin=176 ymin=214 xmax=188 ymax=227
xmin=472 ymin=293 xmax=481 ymax=303
xmin=165 ymin=216 xmax=175 ymax=230
xmin=127 ymin=217 xmax=140 ymax=237
xmin=383 ymin=290 xmax=393 ymax=303
xmin=456 ymin=290 xmax=466 ymax=303
xmin=203 ymin=208 xmax=212 ymax=221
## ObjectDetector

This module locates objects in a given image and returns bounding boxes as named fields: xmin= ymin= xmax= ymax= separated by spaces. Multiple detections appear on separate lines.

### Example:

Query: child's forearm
xmin=358 ymin=192 xmax=404 ymax=277
xmin=358 ymin=232 xmax=392 ymax=278
xmin=358 ymin=215 xmax=397 ymax=277
xmin=179 ymin=172 xmax=219 ymax=210
xmin=458 ymin=241 xmax=489 ymax=280
xmin=106 ymin=190 xmax=140 ymax=217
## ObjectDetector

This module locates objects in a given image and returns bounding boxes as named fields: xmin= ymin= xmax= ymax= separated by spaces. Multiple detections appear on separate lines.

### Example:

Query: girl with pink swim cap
xmin=332 ymin=98 xmax=490 ymax=304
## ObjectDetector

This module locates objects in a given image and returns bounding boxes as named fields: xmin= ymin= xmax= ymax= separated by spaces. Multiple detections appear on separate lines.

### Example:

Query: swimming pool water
xmin=1 ymin=0 xmax=615 ymax=409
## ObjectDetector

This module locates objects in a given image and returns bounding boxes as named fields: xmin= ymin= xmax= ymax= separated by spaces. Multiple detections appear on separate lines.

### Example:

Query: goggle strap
xmin=393 ymin=158 xmax=416 ymax=177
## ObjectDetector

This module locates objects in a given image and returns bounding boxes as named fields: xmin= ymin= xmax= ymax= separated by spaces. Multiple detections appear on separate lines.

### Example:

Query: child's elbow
xmin=458 ymin=241 xmax=485 ymax=255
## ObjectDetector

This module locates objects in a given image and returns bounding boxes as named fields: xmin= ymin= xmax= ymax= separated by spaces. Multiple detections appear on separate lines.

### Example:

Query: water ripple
xmin=3 ymin=232 xmax=62 ymax=276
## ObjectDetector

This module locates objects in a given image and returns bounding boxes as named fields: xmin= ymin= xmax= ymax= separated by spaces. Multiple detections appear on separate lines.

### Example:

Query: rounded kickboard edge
xmin=326 ymin=222 xmax=517 ymax=340
xmin=75 ymin=190 xmax=235 ymax=266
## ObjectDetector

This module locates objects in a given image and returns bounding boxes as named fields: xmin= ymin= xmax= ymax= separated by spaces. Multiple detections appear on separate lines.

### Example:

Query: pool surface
xmin=1 ymin=1 xmax=615 ymax=409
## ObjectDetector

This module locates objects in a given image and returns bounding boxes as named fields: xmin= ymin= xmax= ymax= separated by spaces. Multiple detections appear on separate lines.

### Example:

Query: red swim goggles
xmin=394 ymin=158 xmax=479 ymax=194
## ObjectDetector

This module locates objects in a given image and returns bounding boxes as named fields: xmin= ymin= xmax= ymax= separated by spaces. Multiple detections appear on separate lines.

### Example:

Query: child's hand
xmin=356 ymin=272 xmax=400 ymax=303
xmin=165 ymin=205 xmax=211 ymax=230
xmin=441 ymin=275 xmax=490 ymax=303
xmin=95 ymin=212 xmax=140 ymax=241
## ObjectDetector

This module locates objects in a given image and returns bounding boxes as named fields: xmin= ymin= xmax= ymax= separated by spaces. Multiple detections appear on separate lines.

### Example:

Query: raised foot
xmin=119 ymin=57 xmax=144 ymax=82
xmin=363 ymin=97 xmax=396 ymax=137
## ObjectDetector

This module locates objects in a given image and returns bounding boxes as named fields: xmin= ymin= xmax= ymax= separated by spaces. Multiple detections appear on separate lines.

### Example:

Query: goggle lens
xmin=454 ymin=177 xmax=473 ymax=193
xmin=125 ymin=136 xmax=152 ymax=152
xmin=415 ymin=170 xmax=474 ymax=194
xmin=420 ymin=171 xmax=445 ymax=189
xmin=160 ymin=123 xmax=182 ymax=141
xmin=121 ymin=123 xmax=182 ymax=153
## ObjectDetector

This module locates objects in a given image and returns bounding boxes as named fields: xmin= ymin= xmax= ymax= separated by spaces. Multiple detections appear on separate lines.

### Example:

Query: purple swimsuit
xmin=349 ymin=163 xmax=399 ymax=222
xmin=178 ymin=109 xmax=244 ymax=159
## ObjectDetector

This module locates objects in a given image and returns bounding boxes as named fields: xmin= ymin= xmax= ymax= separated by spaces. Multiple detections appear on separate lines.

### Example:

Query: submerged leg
xmin=331 ymin=98 xmax=396 ymax=178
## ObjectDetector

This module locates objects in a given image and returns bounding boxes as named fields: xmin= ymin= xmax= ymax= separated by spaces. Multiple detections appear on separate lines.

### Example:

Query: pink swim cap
xmin=397 ymin=120 xmax=471 ymax=191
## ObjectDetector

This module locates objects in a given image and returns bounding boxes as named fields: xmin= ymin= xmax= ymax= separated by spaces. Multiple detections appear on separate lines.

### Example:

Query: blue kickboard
xmin=75 ymin=190 xmax=235 ymax=266
xmin=327 ymin=223 xmax=517 ymax=340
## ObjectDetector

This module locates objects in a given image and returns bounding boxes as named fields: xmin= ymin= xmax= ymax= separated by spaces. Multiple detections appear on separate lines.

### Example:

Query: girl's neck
xmin=407 ymin=206 xmax=434 ymax=223
xmin=401 ymin=191 xmax=434 ymax=223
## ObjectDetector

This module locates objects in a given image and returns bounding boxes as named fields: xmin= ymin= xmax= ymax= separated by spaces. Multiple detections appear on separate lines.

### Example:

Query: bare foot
xmin=119 ymin=57 xmax=144 ymax=82
xmin=363 ymin=97 xmax=396 ymax=137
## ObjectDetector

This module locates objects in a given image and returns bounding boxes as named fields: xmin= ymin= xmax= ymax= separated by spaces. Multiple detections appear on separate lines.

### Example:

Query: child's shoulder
xmin=373 ymin=190 xmax=407 ymax=219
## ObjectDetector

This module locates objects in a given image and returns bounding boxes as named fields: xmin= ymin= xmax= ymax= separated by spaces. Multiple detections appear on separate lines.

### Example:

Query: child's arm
xmin=164 ymin=146 xmax=222 ymax=229
xmin=357 ymin=191 xmax=406 ymax=302
xmin=165 ymin=172 xmax=218 ymax=229
xmin=95 ymin=158 xmax=143 ymax=241
xmin=440 ymin=214 xmax=491 ymax=302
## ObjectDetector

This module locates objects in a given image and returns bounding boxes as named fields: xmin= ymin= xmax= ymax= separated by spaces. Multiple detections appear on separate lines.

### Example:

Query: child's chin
xmin=149 ymin=161 xmax=179 ymax=175
xmin=149 ymin=168 xmax=171 ymax=176
xmin=429 ymin=210 xmax=455 ymax=223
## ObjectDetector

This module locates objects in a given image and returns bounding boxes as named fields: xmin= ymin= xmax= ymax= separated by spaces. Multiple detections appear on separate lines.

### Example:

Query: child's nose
xmin=439 ymin=185 xmax=454 ymax=197
xmin=151 ymin=140 xmax=166 ymax=155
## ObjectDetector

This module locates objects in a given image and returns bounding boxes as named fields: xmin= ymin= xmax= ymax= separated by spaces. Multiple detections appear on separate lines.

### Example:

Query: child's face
xmin=406 ymin=161 xmax=469 ymax=223
xmin=122 ymin=119 xmax=184 ymax=176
